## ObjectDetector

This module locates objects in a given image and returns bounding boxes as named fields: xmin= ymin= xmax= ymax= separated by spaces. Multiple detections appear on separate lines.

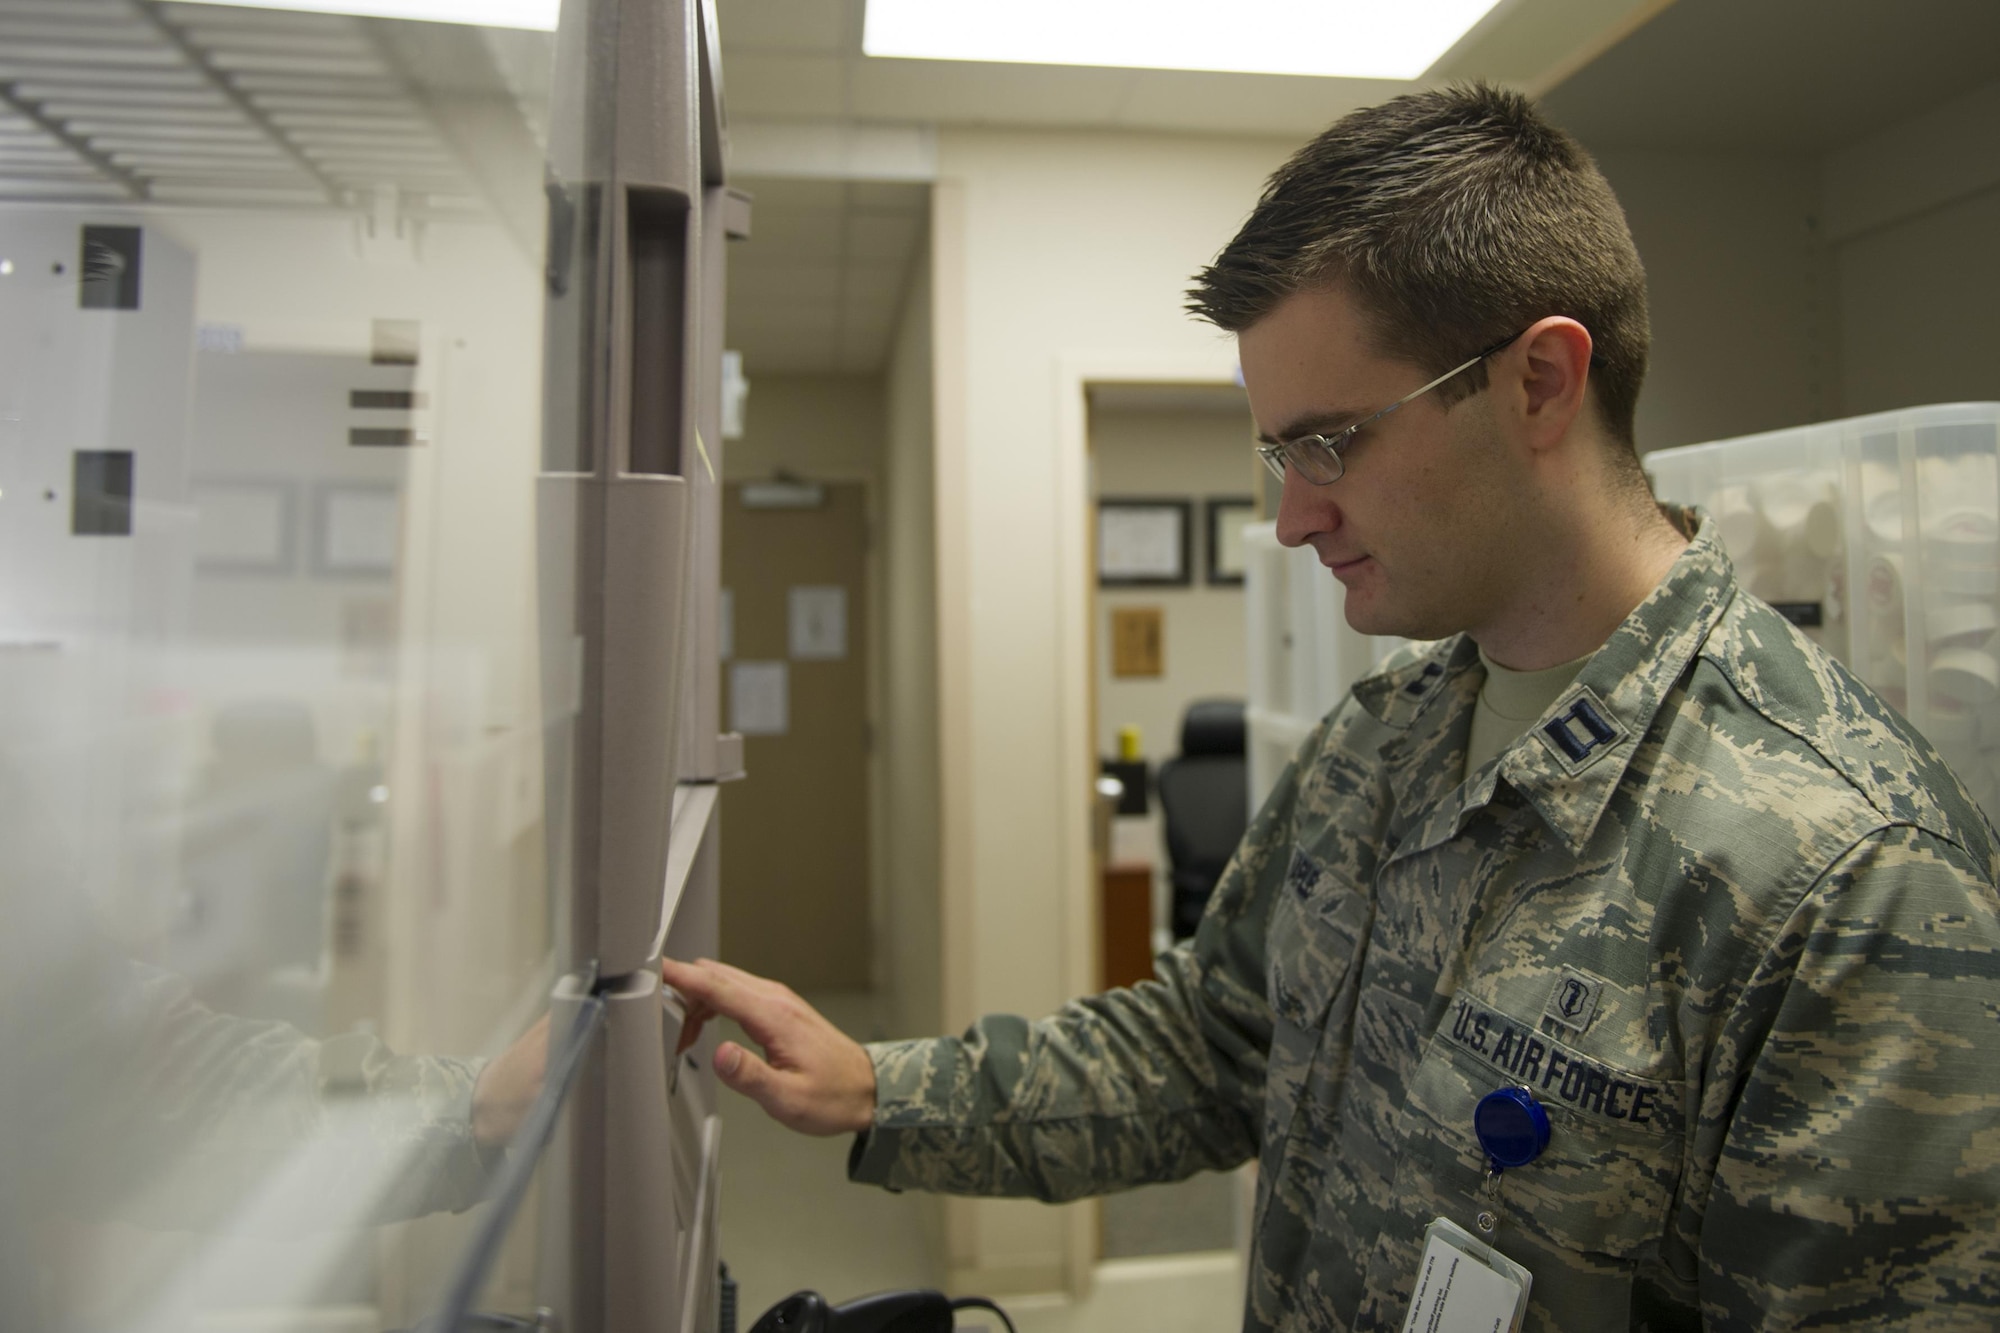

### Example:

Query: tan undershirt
xmin=1464 ymin=647 xmax=1596 ymax=777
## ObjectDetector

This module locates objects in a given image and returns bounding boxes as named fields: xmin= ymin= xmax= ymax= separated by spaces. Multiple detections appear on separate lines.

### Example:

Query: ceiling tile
xmin=842 ymin=212 xmax=919 ymax=262
xmin=734 ymin=208 xmax=845 ymax=262
xmin=731 ymin=327 xmax=842 ymax=375
xmin=728 ymin=312 xmax=839 ymax=349
xmin=729 ymin=261 xmax=842 ymax=306
xmin=838 ymin=262 xmax=906 ymax=307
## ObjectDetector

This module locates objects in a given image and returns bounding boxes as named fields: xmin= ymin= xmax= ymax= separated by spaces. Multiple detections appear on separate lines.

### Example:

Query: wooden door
xmin=720 ymin=482 xmax=871 ymax=989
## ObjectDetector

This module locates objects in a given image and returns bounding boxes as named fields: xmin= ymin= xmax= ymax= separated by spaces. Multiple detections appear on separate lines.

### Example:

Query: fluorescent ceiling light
xmin=189 ymin=0 xmax=557 ymax=30
xmin=863 ymin=0 xmax=1506 ymax=81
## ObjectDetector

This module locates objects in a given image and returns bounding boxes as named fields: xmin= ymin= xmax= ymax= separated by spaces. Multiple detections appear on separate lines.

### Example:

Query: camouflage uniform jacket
xmin=852 ymin=514 xmax=2000 ymax=1330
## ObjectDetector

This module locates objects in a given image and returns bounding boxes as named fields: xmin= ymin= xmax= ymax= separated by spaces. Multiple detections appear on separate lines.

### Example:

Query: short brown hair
xmin=1188 ymin=84 xmax=1650 ymax=450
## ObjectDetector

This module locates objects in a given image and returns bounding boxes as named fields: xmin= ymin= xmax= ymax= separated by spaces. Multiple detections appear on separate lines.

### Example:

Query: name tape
xmin=1444 ymin=996 xmax=1678 ymax=1134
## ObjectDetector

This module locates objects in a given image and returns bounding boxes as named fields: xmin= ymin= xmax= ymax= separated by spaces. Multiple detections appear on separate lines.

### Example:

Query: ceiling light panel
xmin=863 ymin=0 xmax=1505 ymax=81
xmin=181 ymin=0 xmax=559 ymax=31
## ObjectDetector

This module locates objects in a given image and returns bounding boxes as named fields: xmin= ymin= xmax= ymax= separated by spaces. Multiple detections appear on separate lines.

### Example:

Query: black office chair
xmin=1156 ymin=698 xmax=1248 ymax=940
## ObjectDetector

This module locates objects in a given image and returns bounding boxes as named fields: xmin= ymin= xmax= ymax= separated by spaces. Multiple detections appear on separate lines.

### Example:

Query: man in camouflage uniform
xmin=664 ymin=85 xmax=2000 ymax=1330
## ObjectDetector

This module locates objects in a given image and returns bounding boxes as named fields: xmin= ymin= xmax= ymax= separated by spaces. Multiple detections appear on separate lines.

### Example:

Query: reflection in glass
xmin=0 ymin=2 xmax=573 ymax=1327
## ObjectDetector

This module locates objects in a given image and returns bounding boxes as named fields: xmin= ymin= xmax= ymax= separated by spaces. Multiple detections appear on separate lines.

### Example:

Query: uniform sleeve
xmin=82 ymin=962 xmax=496 ymax=1230
xmin=1696 ymin=823 xmax=2000 ymax=1326
xmin=848 ymin=718 xmax=1322 ymax=1201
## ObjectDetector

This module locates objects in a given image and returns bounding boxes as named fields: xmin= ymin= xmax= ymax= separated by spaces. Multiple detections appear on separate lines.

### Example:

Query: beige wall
xmin=1588 ymin=149 xmax=1838 ymax=452
xmin=724 ymin=372 xmax=887 ymax=484
xmin=1825 ymin=77 xmax=2000 ymax=416
xmin=1578 ymin=82 xmax=2000 ymax=443
xmin=1091 ymin=406 xmax=1253 ymax=868
xmin=1835 ymin=195 xmax=2000 ymax=416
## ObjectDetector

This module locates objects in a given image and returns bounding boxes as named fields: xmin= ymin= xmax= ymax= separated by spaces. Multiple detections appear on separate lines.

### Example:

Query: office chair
xmin=1155 ymin=698 xmax=1248 ymax=940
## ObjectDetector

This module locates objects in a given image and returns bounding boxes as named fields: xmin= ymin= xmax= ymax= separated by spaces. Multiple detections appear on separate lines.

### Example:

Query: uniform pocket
xmin=1394 ymin=1022 xmax=1682 ymax=1262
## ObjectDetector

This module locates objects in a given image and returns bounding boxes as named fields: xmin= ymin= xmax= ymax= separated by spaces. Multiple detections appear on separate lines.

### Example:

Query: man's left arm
xmin=1696 ymin=823 xmax=2000 ymax=1327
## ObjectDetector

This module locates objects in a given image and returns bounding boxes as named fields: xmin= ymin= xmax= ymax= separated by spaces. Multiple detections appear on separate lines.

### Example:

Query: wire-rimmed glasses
xmin=1255 ymin=329 xmax=1526 ymax=486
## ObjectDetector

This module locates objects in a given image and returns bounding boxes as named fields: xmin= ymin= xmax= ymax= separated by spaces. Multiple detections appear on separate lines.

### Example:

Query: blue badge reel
xmin=1474 ymin=1086 xmax=1551 ymax=1171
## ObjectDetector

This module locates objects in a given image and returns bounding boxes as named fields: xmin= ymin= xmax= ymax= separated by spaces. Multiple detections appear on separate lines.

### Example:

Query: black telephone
xmin=748 ymin=1289 xmax=1015 ymax=1333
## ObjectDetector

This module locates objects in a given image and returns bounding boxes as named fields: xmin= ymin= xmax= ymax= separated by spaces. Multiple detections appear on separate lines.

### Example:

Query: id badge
xmin=1399 ymin=1216 xmax=1533 ymax=1333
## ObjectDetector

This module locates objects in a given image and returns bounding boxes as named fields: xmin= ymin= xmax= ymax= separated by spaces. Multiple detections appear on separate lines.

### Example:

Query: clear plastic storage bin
xmin=1646 ymin=403 xmax=2000 ymax=826
xmin=1242 ymin=521 xmax=1405 ymax=808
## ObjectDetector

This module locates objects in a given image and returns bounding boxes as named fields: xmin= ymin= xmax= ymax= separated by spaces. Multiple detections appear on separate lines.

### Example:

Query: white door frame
xmin=1048 ymin=349 xmax=1244 ymax=1300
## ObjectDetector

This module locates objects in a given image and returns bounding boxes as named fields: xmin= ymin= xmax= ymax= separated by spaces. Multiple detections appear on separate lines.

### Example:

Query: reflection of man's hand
xmin=659 ymin=957 xmax=875 ymax=1137
xmin=471 ymin=1013 xmax=549 ymax=1150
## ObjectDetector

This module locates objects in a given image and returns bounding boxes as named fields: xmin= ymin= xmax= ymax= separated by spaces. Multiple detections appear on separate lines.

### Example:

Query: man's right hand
xmin=659 ymin=957 xmax=877 ymax=1137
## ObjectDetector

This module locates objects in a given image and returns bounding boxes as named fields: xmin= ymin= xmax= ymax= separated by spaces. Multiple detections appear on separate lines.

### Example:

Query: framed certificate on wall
xmin=1098 ymin=498 xmax=1191 ymax=587
xmin=1207 ymin=496 xmax=1256 ymax=585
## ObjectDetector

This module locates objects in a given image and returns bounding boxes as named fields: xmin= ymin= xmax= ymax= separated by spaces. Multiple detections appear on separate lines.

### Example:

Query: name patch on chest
xmin=1444 ymin=996 xmax=1677 ymax=1134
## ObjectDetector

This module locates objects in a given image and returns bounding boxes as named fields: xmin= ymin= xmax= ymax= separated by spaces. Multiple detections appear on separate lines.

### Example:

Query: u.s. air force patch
xmin=1442 ymin=994 xmax=1678 ymax=1135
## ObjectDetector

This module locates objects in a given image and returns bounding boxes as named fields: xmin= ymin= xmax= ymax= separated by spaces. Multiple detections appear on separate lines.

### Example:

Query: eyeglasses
xmin=1255 ymin=329 xmax=1526 ymax=486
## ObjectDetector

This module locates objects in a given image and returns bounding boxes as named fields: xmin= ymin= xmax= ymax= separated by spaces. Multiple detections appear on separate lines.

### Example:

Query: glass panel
xmin=0 ymin=0 xmax=593 ymax=1326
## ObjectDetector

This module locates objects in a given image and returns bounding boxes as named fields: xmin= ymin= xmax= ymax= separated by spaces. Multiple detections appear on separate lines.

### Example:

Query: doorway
xmin=1086 ymin=380 xmax=1261 ymax=1260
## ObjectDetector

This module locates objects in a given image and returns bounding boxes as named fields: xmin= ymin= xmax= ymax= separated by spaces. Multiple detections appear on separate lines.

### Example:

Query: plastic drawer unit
xmin=1242 ymin=520 xmax=1407 ymax=810
xmin=1647 ymin=403 xmax=2000 ymax=827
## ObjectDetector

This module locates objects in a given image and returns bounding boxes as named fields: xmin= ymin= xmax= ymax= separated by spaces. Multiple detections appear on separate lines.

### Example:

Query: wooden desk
xmin=1102 ymin=859 xmax=1156 ymax=990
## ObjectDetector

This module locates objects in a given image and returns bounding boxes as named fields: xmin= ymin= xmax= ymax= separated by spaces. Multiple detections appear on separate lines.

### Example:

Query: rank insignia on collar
xmin=1538 ymin=686 xmax=1625 ymax=771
